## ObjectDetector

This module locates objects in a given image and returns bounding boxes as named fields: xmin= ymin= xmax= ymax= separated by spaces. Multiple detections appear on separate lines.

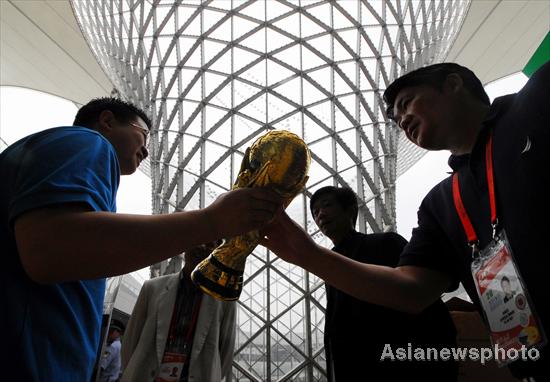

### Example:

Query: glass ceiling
xmin=73 ymin=1 xmax=469 ymax=380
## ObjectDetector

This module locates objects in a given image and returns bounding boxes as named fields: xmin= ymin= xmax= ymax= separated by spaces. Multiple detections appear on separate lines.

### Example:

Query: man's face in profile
xmin=108 ymin=327 xmax=121 ymax=342
xmin=311 ymin=194 xmax=354 ymax=242
xmin=101 ymin=113 xmax=149 ymax=175
xmin=393 ymin=85 xmax=450 ymax=150
xmin=392 ymin=74 xmax=466 ymax=152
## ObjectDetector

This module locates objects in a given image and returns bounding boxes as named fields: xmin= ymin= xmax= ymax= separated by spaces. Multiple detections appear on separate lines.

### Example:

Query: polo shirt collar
xmin=332 ymin=229 xmax=359 ymax=252
xmin=483 ymin=94 xmax=515 ymax=124
xmin=448 ymin=154 xmax=469 ymax=171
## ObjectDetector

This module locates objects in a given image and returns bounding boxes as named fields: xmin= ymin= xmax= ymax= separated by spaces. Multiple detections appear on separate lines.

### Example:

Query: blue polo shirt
xmin=399 ymin=62 xmax=550 ymax=378
xmin=0 ymin=127 xmax=120 ymax=381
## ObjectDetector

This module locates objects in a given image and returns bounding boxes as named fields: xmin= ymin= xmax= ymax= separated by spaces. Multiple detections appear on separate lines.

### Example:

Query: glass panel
xmin=73 ymin=0 xmax=470 ymax=379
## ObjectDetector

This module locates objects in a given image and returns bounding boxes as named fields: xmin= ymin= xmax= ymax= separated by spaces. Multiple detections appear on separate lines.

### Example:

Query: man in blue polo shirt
xmin=0 ymin=97 xmax=281 ymax=381
xmin=261 ymin=62 xmax=550 ymax=380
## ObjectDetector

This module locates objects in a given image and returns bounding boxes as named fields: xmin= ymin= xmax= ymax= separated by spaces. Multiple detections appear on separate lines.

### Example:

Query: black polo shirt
xmin=326 ymin=230 xmax=457 ymax=381
xmin=399 ymin=62 xmax=550 ymax=378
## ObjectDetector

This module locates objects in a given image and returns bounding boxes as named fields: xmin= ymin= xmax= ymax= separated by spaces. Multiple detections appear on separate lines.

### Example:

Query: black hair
xmin=73 ymin=97 xmax=152 ymax=130
xmin=501 ymin=276 xmax=510 ymax=284
xmin=109 ymin=318 xmax=125 ymax=333
xmin=383 ymin=63 xmax=490 ymax=120
xmin=310 ymin=186 xmax=359 ymax=225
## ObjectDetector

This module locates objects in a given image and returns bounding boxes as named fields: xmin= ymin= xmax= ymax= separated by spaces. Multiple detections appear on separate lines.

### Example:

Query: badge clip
xmin=469 ymin=240 xmax=479 ymax=260
xmin=491 ymin=219 xmax=499 ymax=240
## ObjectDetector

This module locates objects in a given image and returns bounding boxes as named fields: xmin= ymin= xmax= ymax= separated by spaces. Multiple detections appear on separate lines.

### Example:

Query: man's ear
xmin=96 ymin=110 xmax=116 ymax=135
xmin=443 ymin=73 xmax=463 ymax=95
xmin=344 ymin=206 xmax=356 ymax=227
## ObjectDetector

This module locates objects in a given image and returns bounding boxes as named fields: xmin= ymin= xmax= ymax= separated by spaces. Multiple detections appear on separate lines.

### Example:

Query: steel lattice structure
xmin=73 ymin=1 xmax=468 ymax=380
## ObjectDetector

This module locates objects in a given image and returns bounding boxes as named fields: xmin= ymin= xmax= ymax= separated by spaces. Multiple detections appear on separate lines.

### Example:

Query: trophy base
xmin=191 ymin=255 xmax=244 ymax=301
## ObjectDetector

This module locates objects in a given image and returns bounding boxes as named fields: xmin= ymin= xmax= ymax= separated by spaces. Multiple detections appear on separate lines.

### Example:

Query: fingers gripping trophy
xmin=191 ymin=130 xmax=310 ymax=301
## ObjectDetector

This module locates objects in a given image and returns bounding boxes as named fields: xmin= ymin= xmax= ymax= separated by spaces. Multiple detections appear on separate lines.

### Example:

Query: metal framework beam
xmin=73 ymin=1 xmax=468 ymax=380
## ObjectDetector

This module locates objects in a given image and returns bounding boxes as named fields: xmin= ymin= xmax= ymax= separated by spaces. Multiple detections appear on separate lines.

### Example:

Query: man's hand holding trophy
xmin=191 ymin=130 xmax=310 ymax=300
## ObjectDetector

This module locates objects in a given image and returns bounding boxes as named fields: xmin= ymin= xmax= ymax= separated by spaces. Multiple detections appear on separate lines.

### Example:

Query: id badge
xmin=471 ymin=230 xmax=546 ymax=365
xmin=156 ymin=352 xmax=186 ymax=382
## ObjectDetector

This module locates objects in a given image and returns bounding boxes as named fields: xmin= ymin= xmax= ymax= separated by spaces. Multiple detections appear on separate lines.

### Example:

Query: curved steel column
xmin=73 ymin=1 xmax=468 ymax=380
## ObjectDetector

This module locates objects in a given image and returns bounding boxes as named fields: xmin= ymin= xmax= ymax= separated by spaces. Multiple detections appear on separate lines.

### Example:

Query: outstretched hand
xmin=259 ymin=209 xmax=318 ymax=267
xmin=205 ymin=188 xmax=282 ymax=239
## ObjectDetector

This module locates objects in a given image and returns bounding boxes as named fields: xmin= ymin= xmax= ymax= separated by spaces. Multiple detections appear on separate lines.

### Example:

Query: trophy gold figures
xmin=191 ymin=130 xmax=310 ymax=300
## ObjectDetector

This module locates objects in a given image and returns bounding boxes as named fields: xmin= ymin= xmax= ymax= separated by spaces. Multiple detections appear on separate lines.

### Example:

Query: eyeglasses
xmin=129 ymin=121 xmax=150 ymax=145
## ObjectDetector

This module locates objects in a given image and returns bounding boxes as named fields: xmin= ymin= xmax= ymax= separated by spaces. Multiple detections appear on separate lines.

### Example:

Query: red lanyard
xmin=452 ymin=131 xmax=498 ymax=249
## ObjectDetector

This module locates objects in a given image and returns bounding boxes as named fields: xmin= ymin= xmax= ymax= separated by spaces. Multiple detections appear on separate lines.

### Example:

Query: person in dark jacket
xmin=311 ymin=186 xmax=457 ymax=381
xmin=261 ymin=62 xmax=550 ymax=380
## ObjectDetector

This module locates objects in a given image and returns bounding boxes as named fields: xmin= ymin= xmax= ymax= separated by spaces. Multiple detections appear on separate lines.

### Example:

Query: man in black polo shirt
xmin=261 ymin=62 xmax=550 ymax=380
xmin=311 ymin=186 xmax=457 ymax=381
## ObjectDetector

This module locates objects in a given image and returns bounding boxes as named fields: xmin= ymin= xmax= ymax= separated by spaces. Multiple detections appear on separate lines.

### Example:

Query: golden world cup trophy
xmin=191 ymin=130 xmax=310 ymax=301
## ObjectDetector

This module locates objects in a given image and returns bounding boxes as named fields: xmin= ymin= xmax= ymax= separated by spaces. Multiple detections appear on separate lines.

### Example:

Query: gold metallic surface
xmin=191 ymin=130 xmax=310 ymax=300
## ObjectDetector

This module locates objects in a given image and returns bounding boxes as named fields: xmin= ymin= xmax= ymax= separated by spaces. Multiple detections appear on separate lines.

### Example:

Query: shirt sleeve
xmin=380 ymin=232 xmax=408 ymax=266
xmin=518 ymin=61 xmax=550 ymax=113
xmin=100 ymin=340 xmax=122 ymax=382
xmin=8 ymin=128 xmax=120 ymax=227
xmin=398 ymin=195 xmax=460 ymax=292
xmin=357 ymin=232 xmax=408 ymax=267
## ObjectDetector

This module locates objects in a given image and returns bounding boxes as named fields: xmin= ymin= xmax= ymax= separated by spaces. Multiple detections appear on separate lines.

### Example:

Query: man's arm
xmin=15 ymin=188 xmax=280 ymax=283
xmin=260 ymin=210 xmax=451 ymax=314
